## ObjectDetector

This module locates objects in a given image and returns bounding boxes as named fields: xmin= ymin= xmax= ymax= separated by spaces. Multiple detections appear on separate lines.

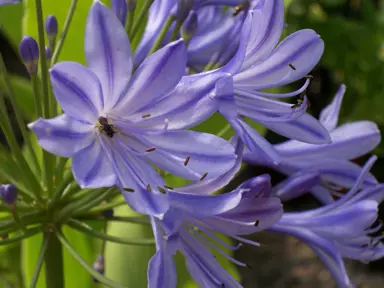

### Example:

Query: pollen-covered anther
xmin=146 ymin=184 xmax=152 ymax=192
xmin=254 ymin=220 xmax=260 ymax=227
xmin=184 ymin=156 xmax=190 ymax=166
xmin=164 ymin=185 xmax=173 ymax=190
xmin=141 ymin=113 xmax=151 ymax=118
xmin=145 ymin=147 xmax=156 ymax=152
xmin=123 ymin=187 xmax=135 ymax=193
xmin=157 ymin=186 xmax=166 ymax=194
xmin=200 ymin=172 xmax=208 ymax=181
xmin=288 ymin=63 xmax=296 ymax=71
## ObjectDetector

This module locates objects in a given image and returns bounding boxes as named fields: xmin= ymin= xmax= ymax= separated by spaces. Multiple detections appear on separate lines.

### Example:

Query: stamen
xmin=146 ymin=184 xmax=152 ymax=192
xmin=254 ymin=220 xmax=259 ymax=227
xmin=164 ymin=185 xmax=174 ymax=190
xmin=145 ymin=147 xmax=156 ymax=152
xmin=141 ymin=113 xmax=151 ymax=118
xmin=200 ymin=172 xmax=208 ymax=181
xmin=157 ymin=186 xmax=166 ymax=194
xmin=305 ymin=74 xmax=314 ymax=79
xmin=288 ymin=63 xmax=296 ymax=70
xmin=184 ymin=156 xmax=191 ymax=166
xmin=123 ymin=188 xmax=135 ymax=193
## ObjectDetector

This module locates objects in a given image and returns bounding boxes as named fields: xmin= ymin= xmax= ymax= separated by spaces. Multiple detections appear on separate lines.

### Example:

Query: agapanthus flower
xmin=244 ymin=85 xmax=381 ymax=203
xmin=215 ymin=0 xmax=330 ymax=165
xmin=0 ymin=0 xmax=20 ymax=5
xmin=269 ymin=156 xmax=384 ymax=287
xmin=134 ymin=0 xmax=244 ymax=67
xmin=149 ymin=173 xmax=283 ymax=287
xmin=29 ymin=1 xmax=236 ymax=217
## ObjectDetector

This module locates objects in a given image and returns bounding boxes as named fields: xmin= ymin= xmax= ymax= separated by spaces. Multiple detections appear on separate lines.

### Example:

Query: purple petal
xmin=167 ymin=189 xmax=243 ymax=217
xmin=242 ymin=0 xmax=285 ymax=69
xmin=274 ymin=121 xmax=380 ymax=160
xmin=269 ymin=224 xmax=352 ymax=288
xmin=50 ymin=62 xmax=103 ymax=124
xmin=319 ymin=84 xmax=346 ymax=131
xmin=273 ymin=172 xmax=320 ymax=201
xmin=349 ymin=184 xmax=384 ymax=205
xmin=237 ymin=174 xmax=272 ymax=197
xmin=310 ymin=185 xmax=335 ymax=204
xmin=148 ymin=249 xmax=176 ymax=288
xmin=219 ymin=10 xmax=252 ymax=74
xmin=140 ymin=131 xmax=236 ymax=180
xmin=125 ymin=72 xmax=227 ymax=130
xmin=173 ymin=137 xmax=243 ymax=195
xmin=28 ymin=115 xmax=94 ymax=157
xmin=72 ymin=138 xmax=117 ymax=188
xmin=234 ymin=29 xmax=324 ymax=90
xmin=262 ymin=113 xmax=331 ymax=144
xmin=113 ymin=40 xmax=187 ymax=115
xmin=85 ymin=1 xmax=132 ymax=111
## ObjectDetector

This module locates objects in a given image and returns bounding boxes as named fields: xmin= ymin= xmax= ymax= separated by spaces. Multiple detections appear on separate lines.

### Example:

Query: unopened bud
xmin=45 ymin=46 xmax=52 ymax=60
xmin=126 ymin=0 xmax=136 ymax=11
xmin=92 ymin=255 xmax=105 ymax=283
xmin=19 ymin=36 xmax=39 ymax=74
xmin=112 ymin=0 xmax=128 ymax=24
xmin=181 ymin=11 xmax=197 ymax=43
xmin=101 ymin=208 xmax=114 ymax=218
xmin=176 ymin=0 xmax=194 ymax=23
xmin=0 ymin=184 xmax=18 ymax=205
xmin=45 ymin=15 xmax=58 ymax=47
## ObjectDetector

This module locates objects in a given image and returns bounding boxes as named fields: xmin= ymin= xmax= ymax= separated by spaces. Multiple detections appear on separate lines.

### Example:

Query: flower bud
xmin=0 ymin=0 xmax=21 ymax=6
xmin=112 ymin=0 xmax=128 ymax=25
xmin=45 ymin=46 xmax=52 ymax=60
xmin=92 ymin=255 xmax=105 ymax=283
xmin=181 ymin=11 xmax=197 ymax=43
xmin=19 ymin=36 xmax=39 ymax=74
xmin=126 ymin=0 xmax=136 ymax=11
xmin=176 ymin=0 xmax=194 ymax=23
xmin=45 ymin=15 xmax=58 ymax=47
xmin=101 ymin=208 xmax=114 ymax=218
xmin=0 ymin=184 xmax=18 ymax=205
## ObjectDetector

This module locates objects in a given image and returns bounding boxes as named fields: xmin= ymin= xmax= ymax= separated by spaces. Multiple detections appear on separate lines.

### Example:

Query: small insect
xmin=98 ymin=116 xmax=116 ymax=138
xmin=233 ymin=1 xmax=250 ymax=16
xmin=291 ymin=91 xmax=306 ymax=109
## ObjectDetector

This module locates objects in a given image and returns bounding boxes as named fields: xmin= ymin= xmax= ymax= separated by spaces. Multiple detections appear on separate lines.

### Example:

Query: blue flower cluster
xmin=3 ymin=0 xmax=383 ymax=287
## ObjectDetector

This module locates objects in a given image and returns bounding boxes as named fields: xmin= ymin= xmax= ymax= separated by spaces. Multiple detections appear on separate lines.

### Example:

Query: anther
xmin=123 ymin=187 xmax=135 ymax=193
xmin=254 ymin=220 xmax=260 ymax=227
xmin=146 ymin=184 xmax=152 ymax=192
xmin=184 ymin=156 xmax=190 ymax=166
xmin=157 ymin=186 xmax=166 ymax=194
xmin=246 ymin=264 xmax=253 ymax=269
xmin=200 ymin=172 xmax=208 ymax=181
xmin=164 ymin=185 xmax=174 ymax=190
xmin=305 ymin=74 xmax=314 ymax=79
xmin=146 ymin=147 xmax=156 ymax=152
xmin=288 ymin=63 xmax=296 ymax=70
xmin=141 ymin=113 xmax=151 ymax=118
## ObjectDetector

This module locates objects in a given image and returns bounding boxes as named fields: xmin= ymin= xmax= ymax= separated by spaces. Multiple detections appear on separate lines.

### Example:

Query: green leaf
xmin=22 ymin=228 xmax=95 ymax=288
xmin=0 ymin=4 xmax=23 ymax=48
xmin=23 ymin=0 xmax=111 ymax=64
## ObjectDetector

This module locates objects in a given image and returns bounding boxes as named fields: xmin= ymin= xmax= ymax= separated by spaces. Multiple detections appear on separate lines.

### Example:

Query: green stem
xmin=77 ymin=199 xmax=127 ymax=216
xmin=54 ymin=157 xmax=68 ymax=190
xmin=0 ymin=55 xmax=41 ymax=176
xmin=29 ymin=232 xmax=50 ymax=288
xmin=51 ymin=0 xmax=78 ymax=65
xmin=56 ymin=230 xmax=126 ymax=288
xmin=148 ymin=15 xmax=175 ymax=56
xmin=130 ymin=0 xmax=154 ymax=41
xmin=169 ymin=20 xmax=182 ymax=42
xmin=44 ymin=232 xmax=64 ymax=288
xmin=77 ymin=215 xmax=150 ymax=226
xmin=125 ymin=10 xmax=135 ymax=39
xmin=0 ymin=226 xmax=41 ymax=246
xmin=10 ymin=206 xmax=28 ymax=233
xmin=68 ymin=219 xmax=155 ymax=246
xmin=49 ymin=171 xmax=73 ymax=209
xmin=217 ymin=123 xmax=232 ymax=138
xmin=31 ymin=75 xmax=43 ymax=117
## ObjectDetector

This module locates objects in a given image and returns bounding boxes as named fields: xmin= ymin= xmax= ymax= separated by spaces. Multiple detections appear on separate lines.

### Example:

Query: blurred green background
xmin=0 ymin=0 xmax=383 ymax=287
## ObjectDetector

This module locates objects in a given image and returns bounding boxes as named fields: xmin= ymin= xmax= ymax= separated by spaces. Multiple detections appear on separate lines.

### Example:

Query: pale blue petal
xmin=234 ymin=29 xmax=324 ymax=90
xmin=72 ymin=138 xmax=117 ymax=188
xmin=148 ymin=249 xmax=176 ymax=288
xmin=113 ymin=40 xmax=187 ymax=115
xmin=28 ymin=115 xmax=94 ymax=157
xmin=50 ymin=62 xmax=103 ymax=124
xmin=85 ymin=1 xmax=132 ymax=111
xmin=319 ymin=84 xmax=346 ymax=131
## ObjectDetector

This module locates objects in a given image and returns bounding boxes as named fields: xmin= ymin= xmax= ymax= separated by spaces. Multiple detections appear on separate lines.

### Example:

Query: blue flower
xmin=134 ymin=0 xmax=244 ymax=67
xmin=28 ymin=1 xmax=236 ymax=217
xmin=269 ymin=156 xmax=384 ymax=288
xmin=148 ymin=172 xmax=283 ymax=287
xmin=244 ymin=85 xmax=381 ymax=203
xmin=216 ymin=0 xmax=330 ymax=164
